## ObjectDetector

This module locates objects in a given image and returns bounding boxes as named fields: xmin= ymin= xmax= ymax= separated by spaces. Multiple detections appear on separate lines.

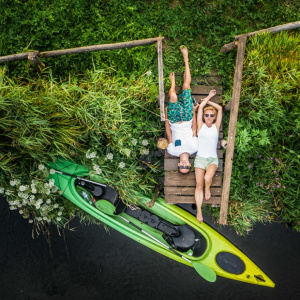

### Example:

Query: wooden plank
xmin=191 ymin=85 xmax=223 ymax=95
xmin=156 ymin=37 xmax=165 ymax=121
xmin=164 ymin=94 xmax=222 ymax=105
xmin=165 ymin=149 xmax=223 ymax=159
xmin=164 ymin=187 xmax=222 ymax=196
xmin=193 ymin=76 xmax=221 ymax=85
xmin=165 ymin=195 xmax=221 ymax=204
xmin=219 ymin=35 xmax=247 ymax=225
xmin=164 ymin=158 xmax=223 ymax=172
xmin=164 ymin=171 xmax=222 ymax=187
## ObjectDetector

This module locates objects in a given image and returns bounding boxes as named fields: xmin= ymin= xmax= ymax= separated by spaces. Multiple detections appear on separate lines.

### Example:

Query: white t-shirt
xmin=166 ymin=119 xmax=198 ymax=157
xmin=197 ymin=123 xmax=218 ymax=158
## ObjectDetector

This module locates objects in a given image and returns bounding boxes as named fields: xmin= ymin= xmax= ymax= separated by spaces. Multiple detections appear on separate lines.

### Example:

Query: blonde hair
xmin=204 ymin=106 xmax=217 ymax=115
xmin=203 ymin=106 xmax=217 ymax=123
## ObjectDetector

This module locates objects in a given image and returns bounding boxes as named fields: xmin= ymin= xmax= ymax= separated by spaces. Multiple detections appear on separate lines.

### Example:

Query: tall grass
xmin=0 ymin=67 xmax=163 ymax=230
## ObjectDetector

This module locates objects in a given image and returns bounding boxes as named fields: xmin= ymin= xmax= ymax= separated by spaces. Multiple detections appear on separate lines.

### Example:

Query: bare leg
xmin=169 ymin=72 xmax=178 ymax=103
xmin=195 ymin=168 xmax=205 ymax=223
xmin=180 ymin=45 xmax=191 ymax=91
xmin=204 ymin=164 xmax=217 ymax=201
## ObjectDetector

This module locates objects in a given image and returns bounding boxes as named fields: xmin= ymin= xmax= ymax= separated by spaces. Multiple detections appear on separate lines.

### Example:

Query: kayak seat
xmin=75 ymin=179 xmax=126 ymax=215
xmin=125 ymin=206 xmax=195 ymax=251
xmin=163 ymin=225 xmax=195 ymax=252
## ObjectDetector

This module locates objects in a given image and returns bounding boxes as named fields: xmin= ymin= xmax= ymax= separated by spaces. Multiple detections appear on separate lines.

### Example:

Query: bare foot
xmin=180 ymin=45 xmax=188 ymax=60
xmin=205 ymin=188 xmax=211 ymax=201
xmin=197 ymin=210 xmax=203 ymax=223
xmin=169 ymin=72 xmax=175 ymax=81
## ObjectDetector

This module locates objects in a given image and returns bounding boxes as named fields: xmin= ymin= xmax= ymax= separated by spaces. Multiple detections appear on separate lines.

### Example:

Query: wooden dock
xmin=164 ymin=73 xmax=223 ymax=207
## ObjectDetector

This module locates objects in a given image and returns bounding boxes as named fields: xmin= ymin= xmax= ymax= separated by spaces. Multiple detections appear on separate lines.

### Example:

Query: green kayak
xmin=49 ymin=159 xmax=275 ymax=287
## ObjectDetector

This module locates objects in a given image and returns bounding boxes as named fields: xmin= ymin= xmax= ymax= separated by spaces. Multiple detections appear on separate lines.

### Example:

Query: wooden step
xmin=164 ymin=171 xmax=222 ymax=187
xmin=165 ymin=94 xmax=222 ymax=104
xmin=164 ymin=186 xmax=222 ymax=195
xmin=165 ymin=194 xmax=221 ymax=204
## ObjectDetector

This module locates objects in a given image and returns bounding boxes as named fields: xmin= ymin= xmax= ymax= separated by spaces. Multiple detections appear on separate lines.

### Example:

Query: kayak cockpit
xmin=75 ymin=178 xmax=207 ymax=257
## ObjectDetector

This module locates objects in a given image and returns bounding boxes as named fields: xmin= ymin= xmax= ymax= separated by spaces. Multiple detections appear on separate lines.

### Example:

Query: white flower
xmin=145 ymin=70 xmax=152 ymax=76
xmin=86 ymin=151 xmax=97 ymax=159
xmin=93 ymin=164 xmax=102 ymax=174
xmin=18 ymin=203 xmax=22 ymax=208
xmin=59 ymin=190 xmax=64 ymax=195
xmin=142 ymin=140 xmax=149 ymax=146
xmin=46 ymin=199 xmax=51 ymax=204
xmin=10 ymin=206 xmax=17 ymax=210
xmin=19 ymin=210 xmax=23 ymax=214
xmin=53 ymin=204 xmax=59 ymax=208
xmin=119 ymin=162 xmax=125 ymax=168
xmin=107 ymin=153 xmax=114 ymax=160
xmin=50 ymin=169 xmax=56 ymax=175
xmin=19 ymin=185 xmax=28 ymax=191
xmin=45 ymin=189 xmax=51 ymax=195
xmin=0 ymin=187 xmax=4 ymax=194
xmin=131 ymin=139 xmax=138 ymax=145
xmin=22 ymin=200 xmax=28 ymax=205
xmin=37 ymin=217 xmax=42 ymax=221
xmin=58 ymin=211 xmax=62 ymax=216
xmin=140 ymin=148 xmax=149 ymax=155
xmin=10 ymin=180 xmax=17 ymax=186
xmin=123 ymin=149 xmax=131 ymax=157
xmin=31 ymin=188 xmax=37 ymax=194
xmin=51 ymin=186 xmax=58 ymax=193
xmin=29 ymin=195 xmax=35 ymax=201
xmin=35 ymin=204 xmax=41 ymax=209
xmin=44 ymin=183 xmax=50 ymax=189
xmin=15 ymin=179 xmax=20 ymax=185
xmin=56 ymin=217 xmax=61 ymax=221
xmin=28 ymin=220 xmax=33 ymax=223
xmin=48 ymin=179 xmax=55 ymax=187
xmin=38 ymin=164 xmax=45 ymax=170
xmin=43 ymin=216 xmax=47 ymax=220
xmin=36 ymin=198 xmax=43 ymax=205
xmin=5 ymin=190 xmax=12 ymax=196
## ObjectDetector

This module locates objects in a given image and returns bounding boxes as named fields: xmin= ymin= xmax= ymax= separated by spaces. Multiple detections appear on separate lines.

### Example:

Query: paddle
xmin=52 ymin=169 xmax=107 ymax=187
xmin=119 ymin=214 xmax=217 ymax=282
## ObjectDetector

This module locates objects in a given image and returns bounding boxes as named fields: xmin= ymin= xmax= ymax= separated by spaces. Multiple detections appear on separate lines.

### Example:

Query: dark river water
xmin=1 ymin=195 xmax=300 ymax=300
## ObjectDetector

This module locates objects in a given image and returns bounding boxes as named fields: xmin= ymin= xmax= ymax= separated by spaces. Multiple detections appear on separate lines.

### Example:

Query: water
xmin=1 ymin=196 xmax=300 ymax=300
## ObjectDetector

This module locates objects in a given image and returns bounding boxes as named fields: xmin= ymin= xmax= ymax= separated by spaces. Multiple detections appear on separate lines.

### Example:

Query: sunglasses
xmin=179 ymin=166 xmax=190 ymax=169
xmin=205 ymin=114 xmax=215 ymax=118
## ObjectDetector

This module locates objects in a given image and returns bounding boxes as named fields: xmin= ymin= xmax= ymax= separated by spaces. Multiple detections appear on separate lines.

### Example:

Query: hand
xmin=193 ymin=103 xmax=199 ymax=112
xmin=208 ymin=90 xmax=217 ymax=98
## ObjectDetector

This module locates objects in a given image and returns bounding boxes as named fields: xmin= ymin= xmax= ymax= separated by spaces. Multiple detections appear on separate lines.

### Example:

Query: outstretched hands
xmin=208 ymin=89 xmax=217 ymax=98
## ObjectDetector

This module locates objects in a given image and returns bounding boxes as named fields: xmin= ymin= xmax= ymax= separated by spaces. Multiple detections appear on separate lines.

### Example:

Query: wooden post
xmin=220 ymin=21 xmax=300 ymax=53
xmin=219 ymin=35 xmax=247 ymax=225
xmin=28 ymin=51 xmax=45 ymax=72
xmin=156 ymin=37 xmax=165 ymax=121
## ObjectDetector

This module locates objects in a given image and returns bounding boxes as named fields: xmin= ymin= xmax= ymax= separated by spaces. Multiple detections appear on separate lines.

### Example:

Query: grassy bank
xmin=0 ymin=0 xmax=299 ymax=235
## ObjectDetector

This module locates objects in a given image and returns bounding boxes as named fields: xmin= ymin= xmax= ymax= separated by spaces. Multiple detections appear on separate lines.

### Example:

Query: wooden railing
xmin=219 ymin=21 xmax=300 ymax=225
xmin=0 ymin=37 xmax=165 ymax=120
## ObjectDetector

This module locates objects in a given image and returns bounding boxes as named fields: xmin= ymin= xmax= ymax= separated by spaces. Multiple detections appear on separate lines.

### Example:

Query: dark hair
xmin=178 ymin=166 xmax=191 ymax=174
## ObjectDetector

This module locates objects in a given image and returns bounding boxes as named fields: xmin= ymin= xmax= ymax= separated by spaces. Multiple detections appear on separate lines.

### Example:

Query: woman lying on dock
xmin=165 ymin=45 xmax=198 ymax=174
xmin=194 ymin=90 xmax=222 ymax=223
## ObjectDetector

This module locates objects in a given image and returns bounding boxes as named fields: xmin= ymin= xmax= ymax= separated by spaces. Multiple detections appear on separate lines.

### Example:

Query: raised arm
xmin=197 ymin=90 xmax=217 ymax=133
xmin=207 ymin=100 xmax=223 ymax=132
xmin=165 ymin=107 xmax=172 ymax=144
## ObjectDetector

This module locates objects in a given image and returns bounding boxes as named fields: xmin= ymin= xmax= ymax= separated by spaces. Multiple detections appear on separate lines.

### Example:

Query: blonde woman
xmin=194 ymin=90 xmax=222 ymax=223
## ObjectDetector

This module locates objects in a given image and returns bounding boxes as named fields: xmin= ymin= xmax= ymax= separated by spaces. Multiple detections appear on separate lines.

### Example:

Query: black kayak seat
xmin=75 ymin=179 xmax=125 ymax=215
